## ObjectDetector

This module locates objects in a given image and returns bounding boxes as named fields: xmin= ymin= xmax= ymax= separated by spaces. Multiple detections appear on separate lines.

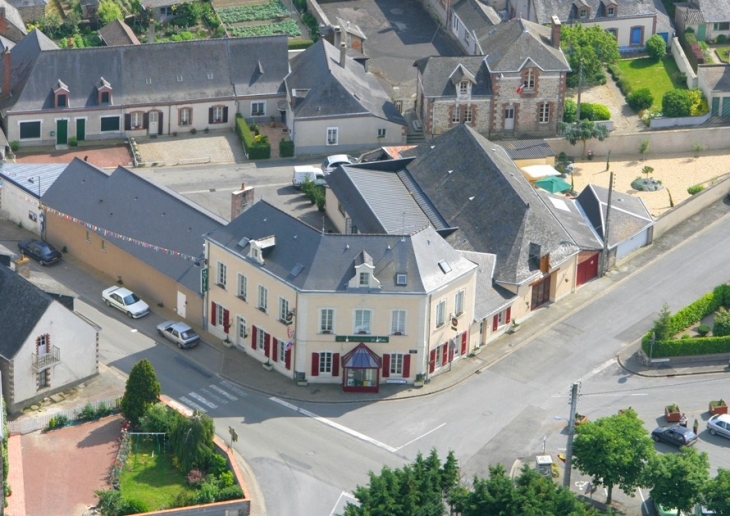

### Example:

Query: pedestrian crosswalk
xmin=177 ymin=379 xmax=247 ymax=414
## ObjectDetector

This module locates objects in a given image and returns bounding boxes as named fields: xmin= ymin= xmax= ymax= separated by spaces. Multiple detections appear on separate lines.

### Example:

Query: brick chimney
xmin=2 ymin=47 xmax=10 ymax=100
xmin=551 ymin=15 xmax=561 ymax=48
xmin=333 ymin=26 xmax=342 ymax=48
xmin=340 ymin=42 xmax=347 ymax=68
xmin=230 ymin=184 xmax=255 ymax=221
xmin=148 ymin=20 xmax=155 ymax=43
xmin=15 ymin=255 xmax=30 ymax=279
xmin=0 ymin=8 xmax=7 ymax=34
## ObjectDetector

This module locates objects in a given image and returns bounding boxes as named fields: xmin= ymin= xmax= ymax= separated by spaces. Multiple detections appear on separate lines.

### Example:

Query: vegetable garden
xmin=218 ymin=1 xmax=301 ymax=38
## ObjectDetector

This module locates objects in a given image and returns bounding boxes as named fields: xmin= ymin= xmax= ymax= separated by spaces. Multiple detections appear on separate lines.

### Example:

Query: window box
xmin=237 ymin=295 xmax=246 ymax=301
xmin=357 ymin=331 xmax=369 ymax=335
xmin=392 ymin=331 xmax=404 ymax=336
xmin=320 ymin=330 xmax=332 ymax=335
xmin=258 ymin=306 xmax=267 ymax=313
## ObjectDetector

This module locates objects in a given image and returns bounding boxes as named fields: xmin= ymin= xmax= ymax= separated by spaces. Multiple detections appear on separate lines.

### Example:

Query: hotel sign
xmin=335 ymin=335 xmax=389 ymax=343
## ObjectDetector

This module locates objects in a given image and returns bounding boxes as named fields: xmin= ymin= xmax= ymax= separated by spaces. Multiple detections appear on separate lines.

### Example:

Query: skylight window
xmin=438 ymin=260 xmax=452 ymax=274
xmin=396 ymin=273 xmax=407 ymax=285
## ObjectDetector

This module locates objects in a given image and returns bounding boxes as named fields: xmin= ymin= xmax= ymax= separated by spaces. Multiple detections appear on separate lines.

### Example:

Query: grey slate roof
xmin=0 ymin=264 xmax=51 ymax=359
xmin=576 ymin=184 xmax=653 ymax=249
xmin=532 ymin=0 xmax=656 ymax=24
xmin=206 ymin=200 xmax=476 ymax=294
xmin=0 ymin=0 xmax=26 ymax=39
xmin=676 ymin=4 xmax=705 ymax=24
xmin=286 ymin=39 xmax=405 ymax=125
xmin=41 ymin=158 xmax=226 ymax=293
xmin=479 ymin=18 xmax=570 ymax=72
xmin=698 ymin=65 xmax=730 ymax=91
xmin=460 ymin=250 xmax=515 ymax=320
xmin=693 ymin=0 xmax=730 ymax=22
xmin=0 ymin=162 xmax=66 ymax=197
xmin=453 ymin=0 xmax=502 ymax=44
xmin=145 ymin=0 xmax=186 ymax=9
xmin=498 ymin=139 xmax=556 ymax=160
xmin=407 ymin=124 xmax=579 ymax=285
xmin=538 ymin=191 xmax=603 ymax=251
xmin=414 ymin=56 xmax=492 ymax=97
xmin=99 ymin=19 xmax=140 ymax=46
xmin=0 ymin=29 xmax=57 ymax=108
xmin=2 ymin=35 xmax=288 ymax=112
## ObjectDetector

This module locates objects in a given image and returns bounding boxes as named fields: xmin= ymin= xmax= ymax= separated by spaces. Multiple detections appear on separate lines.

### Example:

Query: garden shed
xmin=697 ymin=64 xmax=730 ymax=117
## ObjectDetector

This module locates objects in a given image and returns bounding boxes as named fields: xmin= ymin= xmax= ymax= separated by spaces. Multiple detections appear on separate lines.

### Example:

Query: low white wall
xmin=649 ymin=111 xmax=711 ymax=128
xmin=671 ymin=37 xmax=698 ymax=88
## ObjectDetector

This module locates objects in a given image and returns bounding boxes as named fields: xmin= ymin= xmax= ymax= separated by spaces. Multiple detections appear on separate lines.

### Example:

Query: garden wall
xmin=649 ymin=111 xmax=711 ymax=128
xmin=671 ymin=37 xmax=698 ymax=89
xmin=305 ymin=0 xmax=329 ymax=28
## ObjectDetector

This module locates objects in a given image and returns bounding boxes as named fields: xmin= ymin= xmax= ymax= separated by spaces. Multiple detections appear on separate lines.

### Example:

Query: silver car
xmin=156 ymin=321 xmax=200 ymax=349
xmin=707 ymin=414 xmax=730 ymax=439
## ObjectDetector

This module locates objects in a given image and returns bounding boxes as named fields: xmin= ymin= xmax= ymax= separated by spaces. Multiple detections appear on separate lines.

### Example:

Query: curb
xmin=616 ymin=350 xmax=730 ymax=378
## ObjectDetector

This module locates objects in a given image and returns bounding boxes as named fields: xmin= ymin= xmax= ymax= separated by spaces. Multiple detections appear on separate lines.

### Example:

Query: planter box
xmin=223 ymin=339 xmax=234 ymax=348
xmin=262 ymin=363 xmax=273 ymax=371
xmin=710 ymin=402 xmax=728 ymax=416
xmin=296 ymin=380 xmax=308 ymax=387
xmin=413 ymin=381 xmax=424 ymax=388
xmin=665 ymin=406 xmax=682 ymax=422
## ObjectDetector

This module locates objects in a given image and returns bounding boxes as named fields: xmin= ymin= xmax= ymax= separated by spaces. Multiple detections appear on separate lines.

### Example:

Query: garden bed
xmin=615 ymin=56 xmax=686 ymax=111
xmin=219 ymin=0 xmax=301 ymax=38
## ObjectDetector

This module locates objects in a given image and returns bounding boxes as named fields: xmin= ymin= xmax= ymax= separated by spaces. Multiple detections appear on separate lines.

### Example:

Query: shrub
xmin=578 ymin=102 xmax=611 ymax=121
xmin=140 ymin=402 xmax=183 ymax=434
xmin=209 ymin=452 xmax=228 ymax=476
xmin=79 ymin=403 xmax=96 ymax=421
xmin=662 ymin=90 xmax=692 ymax=117
xmin=218 ymin=470 xmax=234 ymax=488
xmin=69 ymin=136 xmax=78 ymax=147
xmin=279 ymin=139 xmax=294 ymax=157
xmin=714 ymin=308 xmax=730 ymax=337
xmin=687 ymin=89 xmax=709 ymax=115
xmin=627 ymin=88 xmax=654 ymax=112
xmin=563 ymin=98 xmax=577 ymax=123
xmin=215 ymin=485 xmax=244 ymax=501
xmin=288 ymin=38 xmax=314 ymax=50
xmin=10 ymin=141 xmax=19 ymax=152
xmin=698 ymin=324 xmax=711 ymax=336
xmin=48 ymin=414 xmax=69 ymax=429
xmin=236 ymin=116 xmax=270 ymax=159
xmin=122 ymin=498 xmax=149 ymax=514
xmin=187 ymin=469 xmax=206 ymax=487
xmin=687 ymin=184 xmax=705 ymax=195
xmin=718 ymin=34 xmax=728 ymax=44
xmin=645 ymin=34 xmax=667 ymax=60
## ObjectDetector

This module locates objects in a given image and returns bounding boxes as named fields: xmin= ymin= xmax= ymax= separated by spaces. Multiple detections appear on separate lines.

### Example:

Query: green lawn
xmin=119 ymin=440 xmax=196 ymax=510
xmin=717 ymin=46 xmax=730 ymax=63
xmin=616 ymin=55 xmax=687 ymax=110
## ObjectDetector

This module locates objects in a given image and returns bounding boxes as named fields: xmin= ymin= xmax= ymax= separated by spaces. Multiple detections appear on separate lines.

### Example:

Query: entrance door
xmin=76 ymin=119 xmax=86 ymax=141
xmin=148 ymin=111 xmax=159 ymax=135
xmin=712 ymin=97 xmax=720 ymax=116
xmin=630 ymin=27 xmax=643 ymax=46
xmin=697 ymin=24 xmax=706 ymax=42
xmin=56 ymin=119 xmax=68 ymax=145
xmin=176 ymin=291 xmax=186 ymax=318
xmin=722 ymin=97 xmax=730 ymax=117
xmin=236 ymin=316 xmax=246 ymax=347
xmin=531 ymin=275 xmax=551 ymax=309
xmin=576 ymin=254 xmax=599 ymax=286
xmin=504 ymin=108 xmax=515 ymax=130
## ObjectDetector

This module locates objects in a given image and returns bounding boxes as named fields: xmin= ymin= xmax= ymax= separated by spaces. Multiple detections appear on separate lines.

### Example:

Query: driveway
xmin=567 ymin=79 xmax=645 ymax=133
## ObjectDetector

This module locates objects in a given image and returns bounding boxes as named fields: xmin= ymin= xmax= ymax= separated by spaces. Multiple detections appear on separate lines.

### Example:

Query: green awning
xmin=534 ymin=176 xmax=572 ymax=193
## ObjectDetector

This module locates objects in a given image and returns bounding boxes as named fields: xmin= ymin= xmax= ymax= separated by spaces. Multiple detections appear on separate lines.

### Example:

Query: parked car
xmin=654 ymin=501 xmax=679 ymax=516
xmin=292 ymin=165 xmax=326 ymax=189
xmin=321 ymin=154 xmax=358 ymax=174
xmin=157 ymin=321 xmax=200 ymax=349
xmin=651 ymin=426 xmax=698 ymax=448
xmin=102 ymin=286 xmax=150 ymax=318
xmin=695 ymin=504 xmax=715 ymax=516
xmin=17 ymin=239 xmax=62 ymax=266
xmin=707 ymin=413 xmax=730 ymax=439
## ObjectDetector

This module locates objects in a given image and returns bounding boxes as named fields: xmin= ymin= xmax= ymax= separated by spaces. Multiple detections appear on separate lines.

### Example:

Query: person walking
xmin=693 ymin=418 xmax=699 ymax=435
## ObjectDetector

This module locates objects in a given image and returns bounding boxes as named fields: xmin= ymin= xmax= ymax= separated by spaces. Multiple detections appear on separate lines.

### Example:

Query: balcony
xmin=32 ymin=346 xmax=61 ymax=372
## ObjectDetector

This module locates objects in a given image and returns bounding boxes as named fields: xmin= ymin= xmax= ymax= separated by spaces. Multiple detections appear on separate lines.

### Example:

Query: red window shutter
xmin=461 ymin=332 xmax=467 ymax=354
xmin=272 ymin=338 xmax=278 ymax=362
xmin=442 ymin=344 xmax=448 ymax=365
xmin=403 ymin=355 xmax=410 ymax=378
xmin=285 ymin=348 xmax=292 ymax=370
xmin=211 ymin=302 xmax=217 ymax=325
xmin=332 ymin=353 xmax=340 ymax=376
xmin=251 ymin=326 xmax=257 ymax=350
xmin=223 ymin=309 xmax=230 ymax=334
xmin=311 ymin=353 xmax=319 ymax=376
xmin=264 ymin=333 xmax=271 ymax=358
xmin=448 ymin=346 xmax=454 ymax=363
xmin=492 ymin=315 xmax=498 ymax=331
xmin=429 ymin=350 xmax=436 ymax=373
xmin=382 ymin=354 xmax=390 ymax=378
xmin=506 ymin=307 xmax=512 ymax=323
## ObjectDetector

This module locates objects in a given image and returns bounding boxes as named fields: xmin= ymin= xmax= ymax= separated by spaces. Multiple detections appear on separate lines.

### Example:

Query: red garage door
xmin=577 ymin=253 xmax=599 ymax=286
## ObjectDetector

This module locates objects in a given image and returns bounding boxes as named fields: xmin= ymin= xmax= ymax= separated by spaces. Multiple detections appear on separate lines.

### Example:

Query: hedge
xmin=579 ymin=102 xmax=611 ymax=121
xmin=236 ymin=114 xmax=270 ymax=160
xmin=279 ymin=139 xmax=294 ymax=157
xmin=641 ymin=284 xmax=730 ymax=357
xmin=288 ymin=38 xmax=315 ymax=50
xmin=681 ymin=31 xmax=704 ymax=71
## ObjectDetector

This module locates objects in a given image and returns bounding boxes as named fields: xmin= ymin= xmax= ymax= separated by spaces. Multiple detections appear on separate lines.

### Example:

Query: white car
xmin=102 ymin=286 xmax=150 ymax=318
xmin=321 ymin=154 xmax=358 ymax=174
xmin=707 ymin=413 xmax=730 ymax=439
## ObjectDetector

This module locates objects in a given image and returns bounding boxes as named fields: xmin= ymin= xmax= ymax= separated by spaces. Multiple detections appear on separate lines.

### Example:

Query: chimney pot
xmin=551 ymin=15 xmax=561 ymax=48
xmin=340 ymin=42 xmax=347 ymax=67
xmin=333 ymin=25 xmax=342 ymax=48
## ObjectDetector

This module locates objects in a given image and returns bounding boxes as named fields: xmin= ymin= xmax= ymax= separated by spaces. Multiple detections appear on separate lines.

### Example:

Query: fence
xmin=8 ymin=396 xmax=120 ymax=435
xmin=649 ymin=111 xmax=711 ymax=128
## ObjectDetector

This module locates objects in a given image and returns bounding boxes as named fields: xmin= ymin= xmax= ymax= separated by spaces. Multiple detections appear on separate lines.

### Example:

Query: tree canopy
xmin=705 ymin=468 xmax=730 ymax=515
xmin=562 ymin=25 xmax=620 ymax=87
xmin=558 ymin=119 xmax=609 ymax=158
xmin=98 ymin=0 xmax=123 ymax=26
xmin=572 ymin=408 xmax=655 ymax=503
xmin=170 ymin=411 xmax=216 ymax=473
xmin=646 ymin=447 xmax=710 ymax=514
xmin=120 ymin=358 xmax=160 ymax=429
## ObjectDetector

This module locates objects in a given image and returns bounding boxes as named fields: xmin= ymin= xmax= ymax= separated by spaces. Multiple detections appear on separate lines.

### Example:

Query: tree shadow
xmin=77 ymin=415 xmax=124 ymax=449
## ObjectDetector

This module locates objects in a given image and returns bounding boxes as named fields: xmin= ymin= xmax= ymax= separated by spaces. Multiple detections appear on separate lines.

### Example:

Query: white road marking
xmin=576 ymin=357 xmax=617 ymax=384
xmin=179 ymin=396 xmax=207 ymax=413
xmin=637 ymin=487 xmax=646 ymax=502
xmin=329 ymin=491 xmax=358 ymax=516
xmin=200 ymin=388 xmax=227 ymax=404
xmin=630 ymin=393 xmax=648 ymax=396
xmin=220 ymin=380 xmax=248 ymax=397
xmin=396 ymin=423 xmax=447 ymax=450
xmin=270 ymin=397 xmax=397 ymax=453
xmin=209 ymin=384 xmax=238 ymax=400
xmin=164 ymin=397 xmax=194 ymax=417
xmin=188 ymin=392 xmax=217 ymax=409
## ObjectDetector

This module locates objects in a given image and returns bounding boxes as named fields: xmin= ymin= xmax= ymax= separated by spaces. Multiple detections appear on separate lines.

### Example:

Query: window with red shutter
xmin=402 ymin=355 xmax=411 ymax=377
xmin=311 ymin=353 xmax=319 ymax=376
xmin=251 ymin=326 xmax=257 ymax=350
xmin=264 ymin=333 xmax=271 ymax=357
xmin=461 ymin=332 xmax=467 ymax=354
xmin=429 ymin=349 xmax=436 ymax=373
xmin=332 ymin=353 xmax=340 ymax=376
xmin=272 ymin=338 xmax=278 ymax=362
xmin=223 ymin=309 xmax=230 ymax=334
xmin=442 ymin=344 xmax=448 ymax=365
xmin=285 ymin=348 xmax=292 ymax=369
xmin=211 ymin=302 xmax=217 ymax=325
xmin=506 ymin=307 xmax=512 ymax=323
xmin=382 ymin=354 xmax=391 ymax=377
xmin=493 ymin=315 xmax=498 ymax=331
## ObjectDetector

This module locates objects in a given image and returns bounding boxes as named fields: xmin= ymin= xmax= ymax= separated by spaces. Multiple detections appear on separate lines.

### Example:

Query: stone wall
xmin=671 ymin=37 xmax=698 ymax=89
xmin=430 ymin=99 xmax=491 ymax=134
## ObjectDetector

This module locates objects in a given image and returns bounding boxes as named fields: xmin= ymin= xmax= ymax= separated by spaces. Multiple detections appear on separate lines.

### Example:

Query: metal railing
xmin=32 ymin=346 xmax=60 ymax=372
xmin=7 ymin=396 xmax=120 ymax=435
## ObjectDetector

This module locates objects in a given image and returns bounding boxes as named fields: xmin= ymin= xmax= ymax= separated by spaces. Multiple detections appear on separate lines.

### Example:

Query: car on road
xmin=321 ymin=154 xmax=358 ymax=174
xmin=157 ymin=321 xmax=200 ymax=348
xmin=17 ymin=239 xmax=62 ymax=265
xmin=707 ymin=413 xmax=730 ymax=439
xmin=102 ymin=286 xmax=150 ymax=318
xmin=651 ymin=426 xmax=698 ymax=448
xmin=695 ymin=504 xmax=715 ymax=516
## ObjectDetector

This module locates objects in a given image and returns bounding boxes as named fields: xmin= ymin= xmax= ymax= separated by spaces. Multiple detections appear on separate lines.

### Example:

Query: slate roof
xmin=41 ymin=158 xmax=226 ymax=293
xmin=459 ymin=251 xmax=516 ymax=320
xmin=0 ymin=162 xmax=66 ymax=196
xmin=538 ymin=191 xmax=603 ymax=251
xmin=206 ymin=200 xmax=476 ymax=294
xmin=453 ymin=0 xmax=502 ymax=46
xmin=479 ymin=18 xmax=570 ymax=72
xmin=577 ymin=184 xmax=653 ymax=248
xmin=414 ymin=56 xmax=492 ymax=97
xmin=532 ymin=0 xmax=656 ymax=24
xmin=406 ymin=124 xmax=579 ymax=285
xmin=498 ymin=139 xmax=556 ymax=160
xmin=0 ymin=29 xmax=57 ymax=109
xmin=698 ymin=65 xmax=730 ymax=91
xmin=98 ymin=19 xmax=140 ymax=46
xmin=0 ymin=264 xmax=52 ymax=359
xmin=286 ymin=38 xmax=405 ymax=125
xmin=145 ymin=0 xmax=186 ymax=9
xmin=2 ymin=35 xmax=288 ymax=112
xmin=0 ymin=0 xmax=26 ymax=39
xmin=692 ymin=0 xmax=730 ymax=22
xmin=676 ymin=4 xmax=705 ymax=24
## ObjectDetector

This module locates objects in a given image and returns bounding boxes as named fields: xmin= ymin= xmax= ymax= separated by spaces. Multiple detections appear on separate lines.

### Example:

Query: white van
xmin=292 ymin=165 xmax=326 ymax=189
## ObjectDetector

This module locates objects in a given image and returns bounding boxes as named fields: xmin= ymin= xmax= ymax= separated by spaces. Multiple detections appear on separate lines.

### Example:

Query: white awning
xmin=521 ymin=164 xmax=561 ymax=180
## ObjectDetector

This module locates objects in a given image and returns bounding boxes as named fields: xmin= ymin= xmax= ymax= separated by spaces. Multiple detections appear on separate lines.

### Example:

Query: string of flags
xmin=43 ymin=206 xmax=202 ymax=262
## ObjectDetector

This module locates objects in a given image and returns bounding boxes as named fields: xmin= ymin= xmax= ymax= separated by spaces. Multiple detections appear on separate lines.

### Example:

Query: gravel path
xmin=567 ymin=79 xmax=645 ymax=133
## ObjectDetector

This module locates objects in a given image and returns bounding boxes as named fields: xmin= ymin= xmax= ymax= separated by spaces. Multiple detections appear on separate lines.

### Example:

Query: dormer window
xmin=607 ymin=6 xmax=615 ymax=16
xmin=348 ymin=251 xmax=381 ymax=290
xmin=524 ymin=69 xmax=535 ymax=91
xmin=54 ymin=79 xmax=69 ymax=109
xmin=57 ymin=94 xmax=67 ymax=107
xmin=359 ymin=272 xmax=369 ymax=286
xmin=459 ymin=81 xmax=469 ymax=95
xmin=97 ymin=77 xmax=112 ymax=105
xmin=580 ymin=8 xmax=588 ymax=19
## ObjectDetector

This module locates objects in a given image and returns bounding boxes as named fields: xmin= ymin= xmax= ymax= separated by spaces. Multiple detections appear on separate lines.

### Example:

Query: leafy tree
xmin=558 ymin=119 xmax=609 ymax=158
xmin=627 ymin=88 xmax=654 ymax=112
xmin=646 ymin=34 xmax=667 ymax=61
xmin=120 ymin=359 xmax=160 ymax=429
xmin=562 ymin=25 xmax=620 ymax=87
xmin=572 ymin=408 xmax=655 ymax=503
xmin=170 ymin=411 xmax=215 ymax=472
xmin=653 ymin=303 xmax=672 ymax=341
xmin=662 ymin=90 xmax=692 ymax=117
xmin=646 ymin=447 xmax=710 ymax=514
xmin=98 ymin=0 xmax=123 ymax=26
xmin=705 ymin=468 xmax=730 ymax=515
xmin=564 ymin=98 xmax=577 ymax=123
xmin=713 ymin=307 xmax=730 ymax=337
xmin=139 ymin=401 xmax=183 ymax=434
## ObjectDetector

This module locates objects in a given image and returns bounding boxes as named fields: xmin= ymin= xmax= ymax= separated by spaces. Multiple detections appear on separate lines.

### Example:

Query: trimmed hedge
xmin=236 ymin=114 xmax=270 ymax=160
xmin=279 ymin=139 xmax=294 ymax=157
xmin=288 ymin=38 xmax=315 ymax=50
xmin=579 ymin=102 xmax=611 ymax=121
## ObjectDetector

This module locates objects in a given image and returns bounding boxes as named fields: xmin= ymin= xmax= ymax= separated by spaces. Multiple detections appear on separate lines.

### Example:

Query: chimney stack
xmin=551 ymin=15 xmax=561 ymax=48
xmin=2 ymin=48 xmax=10 ymax=99
xmin=15 ymin=255 xmax=29 ymax=279
xmin=148 ymin=20 xmax=155 ymax=44
xmin=333 ymin=26 xmax=342 ymax=48
xmin=230 ymin=184 xmax=255 ymax=221
xmin=340 ymin=42 xmax=347 ymax=68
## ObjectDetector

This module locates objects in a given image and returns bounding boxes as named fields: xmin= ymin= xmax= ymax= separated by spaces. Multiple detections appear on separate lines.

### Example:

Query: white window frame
xmin=539 ymin=103 xmax=550 ymax=124
xmin=390 ymin=353 xmax=404 ymax=376
xmin=279 ymin=339 xmax=287 ymax=361
xmin=279 ymin=298 xmax=289 ymax=323
xmin=436 ymin=300 xmax=446 ymax=327
xmin=359 ymin=272 xmax=369 ymax=286
xmin=607 ymin=6 xmax=615 ymax=16
xmin=319 ymin=351 xmax=333 ymax=374
xmin=320 ymin=308 xmax=334 ymax=334
xmin=455 ymin=290 xmax=465 ymax=316
xmin=326 ymin=127 xmax=339 ymax=146
xmin=216 ymin=303 xmax=226 ymax=327
xmin=452 ymin=14 xmax=459 ymax=32
xmin=258 ymin=285 xmax=268 ymax=312
xmin=217 ymin=262 xmax=227 ymax=288
xmin=131 ymin=112 xmax=143 ymax=129
xmin=435 ymin=345 xmax=443 ymax=367
xmin=251 ymin=101 xmax=266 ymax=117
xmin=257 ymin=328 xmax=265 ymax=350
xmin=391 ymin=310 xmax=406 ymax=335
xmin=497 ymin=310 xmax=506 ymax=327
xmin=465 ymin=105 xmax=473 ymax=123
xmin=525 ymin=69 xmax=535 ymax=90
xmin=459 ymin=81 xmax=468 ymax=95
xmin=377 ymin=128 xmax=386 ymax=138
xmin=237 ymin=316 xmax=247 ymax=338
xmin=179 ymin=107 xmax=191 ymax=126
xmin=213 ymin=105 xmax=224 ymax=123
xmin=452 ymin=108 xmax=460 ymax=123
xmin=354 ymin=309 xmax=372 ymax=334
xmin=237 ymin=273 xmax=247 ymax=300
xmin=580 ymin=9 xmax=588 ymax=19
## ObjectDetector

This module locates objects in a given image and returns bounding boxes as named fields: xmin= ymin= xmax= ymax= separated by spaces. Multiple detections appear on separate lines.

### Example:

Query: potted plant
xmin=665 ymin=403 xmax=682 ymax=422
xmin=263 ymin=360 xmax=273 ymax=371
xmin=587 ymin=150 xmax=594 ymax=161
xmin=710 ymin=399 xmax=728 ymax=416
xmin=414 ymin=374 xmax=425 ymax=388
xmin=574 ymin=413 xmax=588 ymax=426
xmin=508 ymin=319 xmax=521 ymax=334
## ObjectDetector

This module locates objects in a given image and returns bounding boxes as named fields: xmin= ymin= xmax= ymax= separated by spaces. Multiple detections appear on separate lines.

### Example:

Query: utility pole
xmin=602 ymin=172 xmax=615 ymax=276
xmin=576 ymin=59 xmax=584 ymax=122
xmin=563 ymin=382 xmax=580 ymax=489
